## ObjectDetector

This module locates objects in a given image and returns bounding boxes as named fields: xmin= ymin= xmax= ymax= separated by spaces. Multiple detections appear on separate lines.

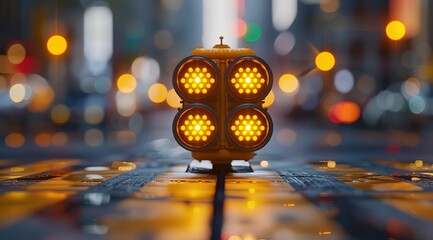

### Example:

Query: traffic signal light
xmin=173 ymin=38 xmax=273 ymax=163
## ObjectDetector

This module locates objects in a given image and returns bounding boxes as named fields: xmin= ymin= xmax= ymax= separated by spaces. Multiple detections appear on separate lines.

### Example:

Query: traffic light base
xmin=192 ymin=150 xmax=255 ymax=163
xmin=186 ymin=159 xmax=253 ymax=174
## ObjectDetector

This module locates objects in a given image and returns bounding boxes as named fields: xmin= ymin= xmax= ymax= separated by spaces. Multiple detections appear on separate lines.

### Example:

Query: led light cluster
xmin=180 ymin=67 xmax=216 ymax=95
xmin=230 ymin=114 xmax=265 ymax=142
xmin=227 ymin=57 xmax=272 ymax=101
xmin=180 ymin=114 xmax=216 ymax=142
xmin=227 ymin=105 xmax=271 ymax=150
xmin=174 ymin=56 xmax=218 ymax=100
xmin=174 ymin=105 xmax=217 ymax=150
xmin=230 ymin=67 xmax=265 ymax=95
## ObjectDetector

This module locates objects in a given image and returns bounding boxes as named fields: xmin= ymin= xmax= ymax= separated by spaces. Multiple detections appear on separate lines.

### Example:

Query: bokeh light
xmin=27 ymin=74 xmax=55 ymax=112
xmin=386 ymin=20 xmax=406 ymax=41
xmin=274 ymin=31 xmax=296 ymax=56
xmin=85 ymin=129 xmax=104 ymax=147
xmin=47 ymin=35 xmax=68 ymax=55
xmin=116 ymin=92 xmax=137 ymax=117
xmin=52 ymin=132 xmax=68 ymax=146
xmin=84 ymin=105 xmax=105 ymax=124
xmin=51 ymin=104 xmax=71 ymax=125
xmin=277 ymin=128 xmax=297 ymax=146
xmin=320 ymin=0 xmax=340 ymax=13
xmin=9 ymin=83 xmax=27 ymax=103
xmin=328 ymin=101 xmax=361 ymax=124
xmin=244 ymin=22 xmax=262 ymax=42
xmin=403 ymin=77 xmax=421 ymax=96
xmin=263 ymin=90 xmax=275 ymax=108
xmin=117 ymin=73 xmax=137 ymax=93
xmin=315 ymin=51 xmax=335 ymax=71
xmin=148 ymin=83 xmax=168 ymax=103
xmin=5 ymin=132 xmax=25 ymax=148
xmin=166 ymin=89 xmax=182 ymax=109
xmin=7 ymin=43 xmax=26 ymax=64
xmin=278 ymin=73 xmax=299 ymax=94
xmin=409 ymin=96 xmax=425 ymax=114
xmin=230 ymin=18 xmax=247 ymax=38
xmin=334 ymin=69 xmax=355 ymax=94
xmin=35 ymin=132 xmax=52 ymax=147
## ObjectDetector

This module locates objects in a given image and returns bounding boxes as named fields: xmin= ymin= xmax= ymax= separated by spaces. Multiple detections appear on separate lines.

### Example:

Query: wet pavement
xmin=0 ymin=111 xmax=433 ymax=240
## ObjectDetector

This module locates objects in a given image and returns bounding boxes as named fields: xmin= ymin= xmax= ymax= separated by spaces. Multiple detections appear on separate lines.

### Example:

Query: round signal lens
xmin=173 ymin=56 xmax=219 ymax=101
xmin=227 ymin=104 xmax=272 ymax=150
xmin=173 ymin=104 xmax=218 ymax=150
xmin=227 ymin=56 xmax=272 ymax=101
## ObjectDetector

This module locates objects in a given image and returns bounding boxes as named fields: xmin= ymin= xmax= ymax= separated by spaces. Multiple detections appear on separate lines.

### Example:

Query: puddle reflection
xmin=102 ymin=166 xmax=215 ymax=240
xmin=223 ymin=171 xmax=346 ymax=239
xmin=311 ymin=161 xmax=422 ymax=191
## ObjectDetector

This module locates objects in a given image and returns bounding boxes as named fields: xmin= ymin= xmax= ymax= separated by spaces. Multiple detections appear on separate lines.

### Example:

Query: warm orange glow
xmin=148 ymin=83 xmax=168 ymax=103
xmin=35 ymin=133 xmax=52 ymax=147
xmin=28 ymin=86 xmax=54 ymax=112
xmin=7 ymin=43 xmax=26 ymax=64
xmin=263 ymin=90 xmax=274 ymax=108
xmin=166 ymin=89 xmax=182 ymax=108
xmin=175 ymin=58 xmax=217 ymax=99
xmin=5 ymin=133 xmax=25 ymax=148
xmin=228 ymin=58 xmax=271 ymax=100
xmin=260 ymin=160 xmax=269 ymax=168
xmin=175 ymin=107 xmax=217 ymax=149
xmin=278 ymin=73 xmax=298 ymax=93
xmin=117 ymin=74 xmax=137 ymax=93
xmin=47 ymin=35 xmax=68 ymax=56
xmin=315 ymin=51 xmax=335 ymax=71
xmin=50 ymin=104 xmax=71 ymax=125
xmin=228 ymin=107 xmax=270 ymax=149
xmin=386 ymin=21 xmax=406 ymax=41
xmin=328 ymin=101 xmax=361 ymax=124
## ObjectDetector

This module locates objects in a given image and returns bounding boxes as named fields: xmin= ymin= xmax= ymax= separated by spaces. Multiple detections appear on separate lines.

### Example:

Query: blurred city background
xmin=0 ymin=0 xmax=432 ymax=156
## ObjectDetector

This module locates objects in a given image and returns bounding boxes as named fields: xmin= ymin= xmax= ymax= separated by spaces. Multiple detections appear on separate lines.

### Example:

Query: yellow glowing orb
xmin=315 ymin=51 xmax=335 ymax=71
xmin=166 ymin=89 xmax=182 ymax=108
xmin=228 ymin=106 xmax=271 ymax=149
xmin=263 ymin=90 xmax=275 ymax=108
xmin=117 ymin=74 xmax=137 ymax=93
xmin=148 ymin=83 xmax=168 ymax=103
xmin=386 ymin=20 xmax=406 ymax=41
xmin=175 ymin=58 xmax=217 ymax=100
xmin=47 ymin=35 xmax=67 ymax=56
xmin=278 ymin=73 xmax=298 ymax=93
xmin=227 ymin=57 xmax=271 ymax=100
xmin=175 ymin=106 xmax=217 ymax=149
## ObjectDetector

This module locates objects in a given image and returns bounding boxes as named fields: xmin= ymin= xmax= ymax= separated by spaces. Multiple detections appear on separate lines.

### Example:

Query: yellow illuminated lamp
xmin=172 ymin=37 xmax=273 ymax=163
xmin=386 ymin=20 xmax=406 ymax=41
xmin=315 ymin=51 xmax=335 ymax=71
xmin=47 ymin=35 xmax=68 ymax=56
xmin=173 ymin=104 xmax=218 ymax=150
xmin=227 ymin=104 xmax=272 ymax=150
